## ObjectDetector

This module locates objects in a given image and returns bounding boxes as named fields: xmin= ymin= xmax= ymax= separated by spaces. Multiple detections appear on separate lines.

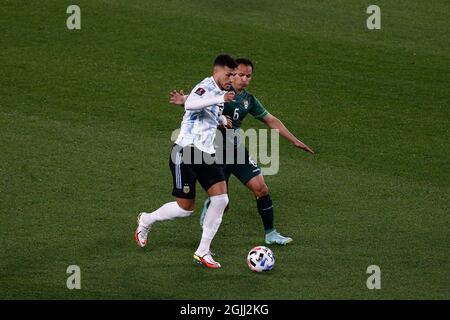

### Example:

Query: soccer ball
xmin=247 ymin=246 xmax=275 ymax=272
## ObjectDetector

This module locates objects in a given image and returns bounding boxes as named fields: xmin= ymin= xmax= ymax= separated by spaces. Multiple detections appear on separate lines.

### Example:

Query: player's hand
xmin=293 ymin=139 xmax=314 ymax=154
xmin=224 ymin=91 xmax=235 ymax=102
xmin=169 ymin=90 xmax=186 ymax=105
xmin=224 ymin=115 xmax=233 ymax=128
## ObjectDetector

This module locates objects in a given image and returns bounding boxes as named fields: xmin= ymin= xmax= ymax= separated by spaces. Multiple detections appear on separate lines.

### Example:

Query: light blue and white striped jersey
xmin=175 ymin=76 xmax=227 ymax=154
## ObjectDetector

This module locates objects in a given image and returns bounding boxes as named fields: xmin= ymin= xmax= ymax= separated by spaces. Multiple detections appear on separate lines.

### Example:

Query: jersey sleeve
xmin=249 ymin=96 xmax=269 ymax=119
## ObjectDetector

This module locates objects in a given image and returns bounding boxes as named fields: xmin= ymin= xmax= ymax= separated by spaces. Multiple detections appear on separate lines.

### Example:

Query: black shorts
xmin=223 ymin=146 xmax=261 ymax=185
xmin=169 ymin=144 xmax=226 ymax=199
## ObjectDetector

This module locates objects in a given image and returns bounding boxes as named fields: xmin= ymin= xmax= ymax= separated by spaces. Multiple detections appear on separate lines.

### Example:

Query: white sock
xmin=140 ymin=201 xmax=193 ymax=227
xmin=195 ymin=194 xmax=229 ymax=257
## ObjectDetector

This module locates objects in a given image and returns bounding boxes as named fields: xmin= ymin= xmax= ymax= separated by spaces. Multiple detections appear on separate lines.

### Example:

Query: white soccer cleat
xmin=193 ymin=252 xmax=221 ymax=269
xmin=265 ymin=229 xmax=293 ymax=245
xmin=134 ymin=212 xmax=150 ymax=248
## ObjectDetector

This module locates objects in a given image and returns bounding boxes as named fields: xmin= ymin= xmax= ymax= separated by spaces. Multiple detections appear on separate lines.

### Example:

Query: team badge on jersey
xmin=243 ymin=99 xmax=249 ymax=109
xmin=183 ymin=185 xmax=190 ymax=194
xmin=195 ymin=88 xmax=206 ymax=96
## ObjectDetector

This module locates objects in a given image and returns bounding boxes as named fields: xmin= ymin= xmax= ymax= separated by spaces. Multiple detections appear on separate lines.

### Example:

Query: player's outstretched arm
xmin=184 ymin=90 xmax=234 ymax=110
xmin=261 ymin=113 xmax=314 ymax=154
xmin=169 ymin=90 xmax=234 ymax=109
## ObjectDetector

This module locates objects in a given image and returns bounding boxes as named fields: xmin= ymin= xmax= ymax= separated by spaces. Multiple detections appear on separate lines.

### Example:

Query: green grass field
xmin=1 ymin=0 xmax=449 ymax=299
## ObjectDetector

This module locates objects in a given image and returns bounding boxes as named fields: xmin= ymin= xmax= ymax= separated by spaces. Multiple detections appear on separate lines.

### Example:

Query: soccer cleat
xmin=193 ymin=252 xmax=221 ymax=269
xmin=265 ymin=230 xmax=293 ymax=245
xmin=199 ymin=197 xmax=211 ymax=227
xmin=134 ymin=212 xmax=150 ymax=248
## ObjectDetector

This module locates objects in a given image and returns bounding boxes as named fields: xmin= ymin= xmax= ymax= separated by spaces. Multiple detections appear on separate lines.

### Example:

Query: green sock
xmin=256 ymin=195 xmax=275 ymax=233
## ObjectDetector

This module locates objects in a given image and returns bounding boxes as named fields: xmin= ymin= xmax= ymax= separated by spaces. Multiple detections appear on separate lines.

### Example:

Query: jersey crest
xmin=195 ymin=87 xmax=206 ymax=96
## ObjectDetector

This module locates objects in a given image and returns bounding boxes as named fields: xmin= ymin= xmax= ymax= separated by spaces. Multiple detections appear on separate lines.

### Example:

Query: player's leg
xmin=193 ymin=155 xmax=229 ymax=268
xmin=245 ymin=174 xmax=271 ymax=228
xmin=234 ymin=148 xmax=292 ymax=245
xmin=137 ymin=197 xmax=194 ymax=228
xmin=199 ymin=137 xmax=233 ymax=227
xmin=135 ymin=145 xmax=195 ymax=247
xmin=245 ymin=175 xmax=293 ymax=245
xmin=200 ymin=163 xmax=232 ymax=226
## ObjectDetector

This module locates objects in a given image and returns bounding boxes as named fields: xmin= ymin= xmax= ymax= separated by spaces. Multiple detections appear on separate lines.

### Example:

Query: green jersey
xmin=220 ymin=90 xmax=268 ymax=146
xmin=223 ymin=90 xmax=268 ymax=129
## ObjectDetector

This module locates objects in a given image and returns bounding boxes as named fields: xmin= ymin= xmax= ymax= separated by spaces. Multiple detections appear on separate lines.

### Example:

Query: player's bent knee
xmin=253 ymin=184 xmax=269 ymax=198
xmin=207 ymin=181 xmax=227 ymax=196
xmin=261 ymin=184 xmax=269 ymax=196
xmin=176 ymin=198 xmax=195 ymax=212
xmin=210 ymin=193 xmax=229 ymax=210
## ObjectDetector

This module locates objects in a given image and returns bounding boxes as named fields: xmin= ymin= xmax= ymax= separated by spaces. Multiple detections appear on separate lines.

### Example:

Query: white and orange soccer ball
xmin=247 ymin=246 xmax=275 ymax=272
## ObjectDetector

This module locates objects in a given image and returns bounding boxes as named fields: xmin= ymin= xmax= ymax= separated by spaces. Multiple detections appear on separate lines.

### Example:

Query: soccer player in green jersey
xmin=169 ymin=58 xmax=314 ymax=245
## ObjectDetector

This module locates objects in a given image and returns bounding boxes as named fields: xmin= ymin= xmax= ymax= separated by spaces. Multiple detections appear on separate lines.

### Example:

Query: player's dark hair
xmin=235 ymin=58 xmax=254 ymax=71
xmin=214 ymin=54 xmax=238 ymax=69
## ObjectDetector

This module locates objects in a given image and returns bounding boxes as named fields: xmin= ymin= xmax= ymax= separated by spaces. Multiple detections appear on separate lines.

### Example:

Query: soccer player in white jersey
xmin=134 ymin=55 xmax=237 ymax=269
